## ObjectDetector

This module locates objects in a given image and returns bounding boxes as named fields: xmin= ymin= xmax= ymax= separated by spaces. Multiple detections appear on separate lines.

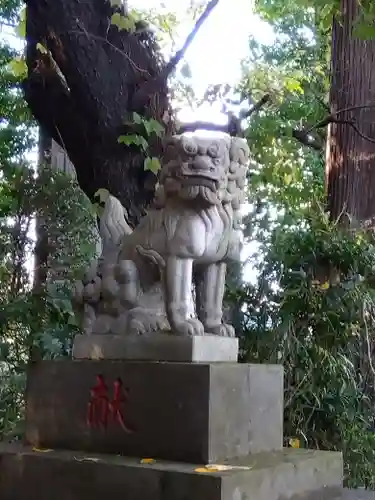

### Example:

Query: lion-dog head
xmin=158 ymin=134 xmax=231 ymax=206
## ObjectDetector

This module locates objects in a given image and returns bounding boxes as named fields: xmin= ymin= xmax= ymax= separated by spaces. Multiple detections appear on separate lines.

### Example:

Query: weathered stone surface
xmin=0 ymin=444 xmax=343 ymax=500
xmin=72 ymin=333 xmax=239 ymax=362
xmin=25 ymin=360 xmax=283 ymax=463
xmin=342 ymin=491 xmax=375 ymax=499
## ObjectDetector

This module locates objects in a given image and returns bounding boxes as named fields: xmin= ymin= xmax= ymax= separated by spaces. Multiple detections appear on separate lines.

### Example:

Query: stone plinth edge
xmin=72 ymin=333 xmax=239 ymax=362
xmin=0 ymin=445 xmax=343 ymax=500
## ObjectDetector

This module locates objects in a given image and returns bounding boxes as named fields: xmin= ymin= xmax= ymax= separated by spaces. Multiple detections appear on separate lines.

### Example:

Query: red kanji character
xmin=87 ymin=374 xmax=110 ymax=428
xmin=109 ymin=378 xmax=133 ymax=433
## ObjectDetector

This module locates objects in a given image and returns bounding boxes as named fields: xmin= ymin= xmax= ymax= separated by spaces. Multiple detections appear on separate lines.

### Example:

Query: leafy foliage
xmin=234 ymin=208 xmax=375 ymax=488
xmin=0 ymin=0 xmax=98 ymax=438
xmin=226 ymin=0 xmax=375 ymax=488
xmin=118 ymin=112 xmax=164 ymax=174
xmin=1 ymin=0 xmax=375 ymax=490
xmin=0 ymin=161 xmax=98 ymax=438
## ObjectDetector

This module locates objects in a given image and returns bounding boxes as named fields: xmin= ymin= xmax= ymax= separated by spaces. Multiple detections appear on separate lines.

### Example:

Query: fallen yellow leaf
xmin=289 ymin=438 xmax=300 ymax=449
xmin=32 ymin=447 xmax=53 ymax=453
xmin=195 ymin=467 xmax=220 ymax=473
xmin=319 ymin=281 xmax=330 ymax=290
xmin=140 ymin=458 xmax=156 ymax=464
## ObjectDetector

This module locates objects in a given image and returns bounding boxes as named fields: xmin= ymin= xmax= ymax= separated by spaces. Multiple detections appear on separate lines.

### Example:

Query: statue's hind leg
xmin=195 ymin=262 xmax=235 ymax=337
xmin=115 ymin=259 xmax=140 ymax=309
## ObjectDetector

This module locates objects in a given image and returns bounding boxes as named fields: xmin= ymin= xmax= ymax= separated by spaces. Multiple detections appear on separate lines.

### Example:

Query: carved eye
xmin=182 ymin=138 xmax=198 ymax=155
xmin=207 ymin=142 xmax=220 ymax=158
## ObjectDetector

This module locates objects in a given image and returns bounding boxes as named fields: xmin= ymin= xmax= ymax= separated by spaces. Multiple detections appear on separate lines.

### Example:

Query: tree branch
xmin=240 ymin=93 xmax=271 ymax=119
xmin=349 ymin=122 xmax=375 ymax=144
xmin=163 ymin=0 xmax=219 ymax=78
xmin=294 ymin=102 xmax=375 ymax=149
xmin=334 ymin=102 xmax=375 ymax=115
xmin=178 ymin=93 xmax=270 ymax=136
xmin=131 ymin=0 xmax=219 ymax=110
xmin=292 ymin=117 xmax=353 ymax=151
xmin=179 ymin=95 xmax=375 ymax=150
xmin=291 ymin=130 xmax=323 ymax=151
xmin=178 ymin=121 xmax=228 ymax=133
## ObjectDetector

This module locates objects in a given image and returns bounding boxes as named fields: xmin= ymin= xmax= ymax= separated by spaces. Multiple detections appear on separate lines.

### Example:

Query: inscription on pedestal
xmin=86 ymin=375 xmax=133 ymax=433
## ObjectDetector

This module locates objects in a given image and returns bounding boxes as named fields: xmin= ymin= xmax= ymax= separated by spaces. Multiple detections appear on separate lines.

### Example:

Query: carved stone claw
xmin=205 ymin=323 xmax=235 ymax=337
xmin=173 ymin=318 xmax=205 ymax=337
xmin=127 ymin=308 xmax=170 ymax=336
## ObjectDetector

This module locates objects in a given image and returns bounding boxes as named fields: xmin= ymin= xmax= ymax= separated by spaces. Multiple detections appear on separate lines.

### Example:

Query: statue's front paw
xmin=126 ymin=308 xmax=170 ymax=336
xmin=173 ymin=318 xmax=205 ymax=337
xmin=205 ymin=323 xmax=235 ymax=337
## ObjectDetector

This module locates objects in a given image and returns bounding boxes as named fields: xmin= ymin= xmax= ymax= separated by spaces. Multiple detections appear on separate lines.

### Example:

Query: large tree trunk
xmin=326 ymin=0 xmax=375 ymax=227
xmin=24 ymin=0 xmax=172 ymax=225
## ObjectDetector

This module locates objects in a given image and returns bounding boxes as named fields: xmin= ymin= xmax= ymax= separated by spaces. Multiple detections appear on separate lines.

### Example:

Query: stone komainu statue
xmin=74 ymin=133 xmax=250 ymax=337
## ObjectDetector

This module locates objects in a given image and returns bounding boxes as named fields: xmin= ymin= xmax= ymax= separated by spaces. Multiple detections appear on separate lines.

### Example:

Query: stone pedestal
xmin=72 ymin=333 xmax=239 ymax=362
xmin=0 ymin=335 xmax=344 ymax=499
xmin=24 ymin=360 xmax=283 ymax=463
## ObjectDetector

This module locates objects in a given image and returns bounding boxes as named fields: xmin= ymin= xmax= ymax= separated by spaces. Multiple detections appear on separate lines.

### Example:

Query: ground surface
xmin=343 ymin=490 xmax=375 ymax=499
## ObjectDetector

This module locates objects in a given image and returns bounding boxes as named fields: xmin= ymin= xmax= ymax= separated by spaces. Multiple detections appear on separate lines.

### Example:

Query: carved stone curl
xmin=73 ymin=133 xmax=250 ymax=337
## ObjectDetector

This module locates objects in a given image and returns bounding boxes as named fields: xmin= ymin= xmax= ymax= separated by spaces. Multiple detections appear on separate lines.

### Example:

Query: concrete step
xmin=0 ymin=443 xmax=342 ymax=500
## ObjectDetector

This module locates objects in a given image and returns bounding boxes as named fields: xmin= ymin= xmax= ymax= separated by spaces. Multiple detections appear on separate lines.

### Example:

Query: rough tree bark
xmin=24 ymin=0 xmax=218 ymax=225
xmin=24 ymin=0 xmax=172 ymax=225
xmin=326 ymin=0 xmax=375 ymax=227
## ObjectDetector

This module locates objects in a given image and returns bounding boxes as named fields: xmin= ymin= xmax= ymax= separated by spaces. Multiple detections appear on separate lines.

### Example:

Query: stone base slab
xmin=343 ymin=491 xmax=375 ymax=499
xmin=25 ymin=360 xmax=283 ymax=464
xmin=72 ymin=333 xmax=239 ymax=362
xmin=0 ymin=444 xmax=343 ymax=500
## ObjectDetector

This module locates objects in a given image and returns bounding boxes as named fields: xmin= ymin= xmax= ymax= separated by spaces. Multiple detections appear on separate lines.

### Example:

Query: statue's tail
xmin=99 ymin=195 xmax=133 ymax=256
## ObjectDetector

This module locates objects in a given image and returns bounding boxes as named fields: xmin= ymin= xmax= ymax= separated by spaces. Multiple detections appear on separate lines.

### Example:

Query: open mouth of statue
xmin=179 ymin=175 xmax=218 ymax=189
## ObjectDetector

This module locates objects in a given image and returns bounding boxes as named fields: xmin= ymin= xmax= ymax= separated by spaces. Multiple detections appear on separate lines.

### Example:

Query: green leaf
xmin=128 ymin=9 xmax=141 ymax=22
xmin=111 ymin=12 xmax=136 ymax=32
xmin=119 ymin=16 xmax=136 ymax=32
xmin=284 ymin=173 xmax=293 ymax=186
xmin=319 ymin=4 xmax=333 ymax=31
xmin=51 ymin=298 xmax=74 ymax=314
xmin=109 ymin=0 xmax=122 ymax=6
xmin=143 ymin=118 xmax=165 ymax=138
xmin=111 ymin=12 xmax=123 ymax=28
xmin=16 ymin=7 xmax=26 ymax=39
xmin=118 ymin=134 xmax=148 ymax=150
xmin=284 ymin=77 xmax=303 ymax=94
xmin=132 ymin=112 xmax=144 ymax=125
xmin=67 ymin=314 xmax=79 ymax=326
xmin=8 ymin=57 xmax=27 ymax=78
xmin=144 ymin=157 xmax=161 ymax=174
xmin=353 ymin=21 xmax=375 ymax=40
